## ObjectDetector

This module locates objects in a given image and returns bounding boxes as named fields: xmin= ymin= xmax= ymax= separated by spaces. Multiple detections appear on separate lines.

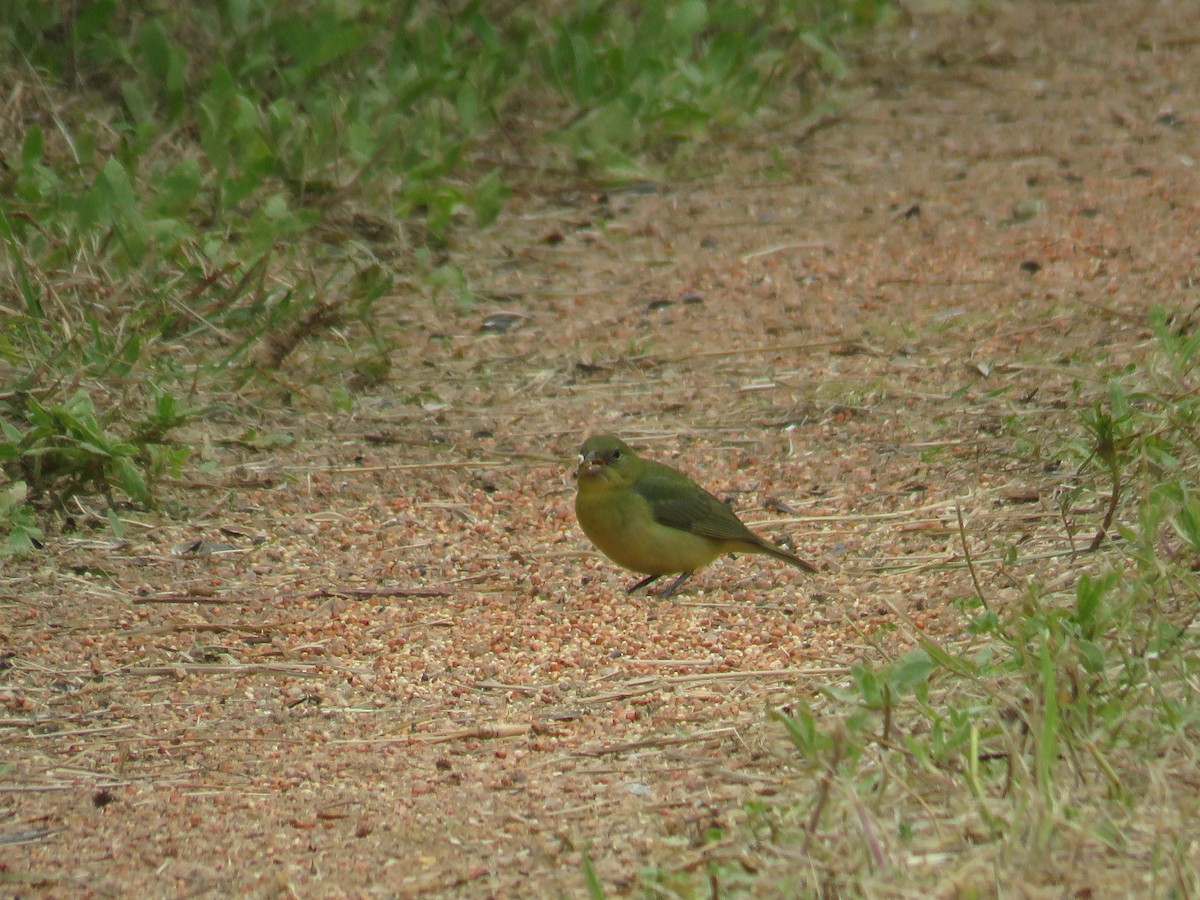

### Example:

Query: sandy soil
xmin=4 ymin=0 xmax=1200 ymax=895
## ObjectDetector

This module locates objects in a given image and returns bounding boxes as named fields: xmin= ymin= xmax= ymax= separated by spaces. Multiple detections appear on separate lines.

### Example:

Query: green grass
xmin=649 ymin=310 xmax=1200 ymax=895
xmin=0 ymin=0 xmax=888 ymax=540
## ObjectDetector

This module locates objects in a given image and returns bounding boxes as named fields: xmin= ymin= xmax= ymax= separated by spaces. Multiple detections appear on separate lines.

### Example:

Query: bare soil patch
xmin=5 ymin=1 xmax=1199 ymax=895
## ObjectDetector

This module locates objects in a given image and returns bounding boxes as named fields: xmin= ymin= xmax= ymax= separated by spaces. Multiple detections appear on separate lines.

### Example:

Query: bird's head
xmin=576 ymin=434 xmax=641 ymax=490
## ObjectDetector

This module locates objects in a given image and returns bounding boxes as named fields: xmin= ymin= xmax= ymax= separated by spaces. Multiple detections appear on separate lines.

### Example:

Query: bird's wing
xmin=635 ymin=462 xmax=757 ymax=543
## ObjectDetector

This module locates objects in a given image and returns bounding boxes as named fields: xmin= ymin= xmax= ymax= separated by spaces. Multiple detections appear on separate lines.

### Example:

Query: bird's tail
xmin=750 ymin=538 xmax=818 ymax=573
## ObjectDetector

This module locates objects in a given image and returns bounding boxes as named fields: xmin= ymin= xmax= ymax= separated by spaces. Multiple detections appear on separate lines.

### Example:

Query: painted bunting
xmin=574 ymin=434 xmax=817 ymax=597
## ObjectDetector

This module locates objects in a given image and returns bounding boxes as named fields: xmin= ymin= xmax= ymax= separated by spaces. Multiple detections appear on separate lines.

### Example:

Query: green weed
xmin=0 ymin=481 xmax=43 ymax=555
xmin=0 ymin=389 xmax=189 ymax=510
xmin=0 ymin=1 xmax=888 ymax=537
xmin=649 ymin=310 xmax=1200 ymax=893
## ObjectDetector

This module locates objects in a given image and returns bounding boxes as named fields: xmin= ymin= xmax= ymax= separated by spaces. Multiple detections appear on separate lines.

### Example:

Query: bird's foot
xmin=658 ymin=571 xmax=694 ymax=598
xmin=626 ymin=572 xmax=694 ymax=598
xmin=626 ymin=574 xmax=661 ymax=595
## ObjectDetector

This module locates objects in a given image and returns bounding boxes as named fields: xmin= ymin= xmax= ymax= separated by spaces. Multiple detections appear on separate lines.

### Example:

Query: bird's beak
xmin=577 ymin=451 xmax=604 ymax=477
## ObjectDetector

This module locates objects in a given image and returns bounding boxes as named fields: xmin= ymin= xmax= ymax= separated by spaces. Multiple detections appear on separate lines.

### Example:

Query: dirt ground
xmin=4 ymin=0 xmax=1200 ymax=895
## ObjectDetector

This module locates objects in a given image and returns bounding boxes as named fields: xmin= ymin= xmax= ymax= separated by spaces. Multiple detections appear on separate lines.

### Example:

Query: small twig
xmin=472 ymin=681 xmax=546 ymax=694
xmin=668 ymin=836 xmax=741 ymax=874
xmin=412 ymin=723 xmax=531 ymax=744
xmin=580 ymin=686 xmax=660 ymax=705
xmin=306 ymin=460 xmax=511 ymax=474
xmin=196 ymin=490 xmax=236 ymax=522
xmin=312 ymin=587 xmax=456 ymax=600
xmin=740 ymin=241 xmax=830 ymax=262
xmin=310 ymin=572 xmax=499 ymax=600
xmin=862 ymin=545 xmax=1097 ymax=575
xmin=881 ymin=682 xmax=893 ymax=745
xmin=0 ymin=827 xmax=60 ymax=846
xmin=578 ymin=727 xmax=737 ymax=757
xmin=131 ymin=595 xmax=243 ymax=605
xmin=1082 ymin=739 xmax=1124 ymax=794
xmin=16 ymin=724 xmax=133 ymax=740
xmin=134 ymin=576 xmax=496 ymax=606
xmin=326 ymin=737 xmax=417 ymax=745
xmin=0 ymin=783 xmax=118 ymax=793
xmin=662 ymin=668 xmax=848 ymax=684
xmin=853 ymin=797 xmax=887 ymax=870
xmin=1087 ymin=460 xmax=1122 ymax=552
xmin=658 ymin=339 xmax=880 ymax=365
xmin=956 ymin=502 xmax=990 ymax=610
xmin=802 ymin=731 xmax=845 ymax=855
xmin=120 ymin=664 xmax=323 ymax=677
xmin=1060 ymin=501 xmax=1079 ymax=558
xmin=620 ymin=658 xmax=718 ymax=667
xmin=132 ymin=622 xmax=279 ymax=635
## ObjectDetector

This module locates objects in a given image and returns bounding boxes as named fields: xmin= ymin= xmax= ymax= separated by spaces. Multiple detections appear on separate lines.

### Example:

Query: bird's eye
xmin=610 ymin=449 xmax=620 ymax=460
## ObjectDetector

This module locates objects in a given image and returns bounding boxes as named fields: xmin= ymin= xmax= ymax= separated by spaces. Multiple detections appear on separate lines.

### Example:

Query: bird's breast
xmin=575 ymin=487 xmax=724 ymax=576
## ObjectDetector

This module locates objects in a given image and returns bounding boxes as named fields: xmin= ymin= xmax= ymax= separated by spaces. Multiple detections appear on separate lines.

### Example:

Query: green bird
xmin=574 ymin=434 xmax=818 ymax=597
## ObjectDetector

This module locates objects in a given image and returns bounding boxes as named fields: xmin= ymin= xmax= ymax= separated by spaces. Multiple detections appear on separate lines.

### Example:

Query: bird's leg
xmin=626 ymin=574 xmax=662 ymax=594
xmin=659 ymin=571 xmax=694 ymax=598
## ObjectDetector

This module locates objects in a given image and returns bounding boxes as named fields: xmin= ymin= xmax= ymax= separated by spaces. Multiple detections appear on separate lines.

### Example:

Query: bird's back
xmin=634 ymin=460 xmax=759 ymax=544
